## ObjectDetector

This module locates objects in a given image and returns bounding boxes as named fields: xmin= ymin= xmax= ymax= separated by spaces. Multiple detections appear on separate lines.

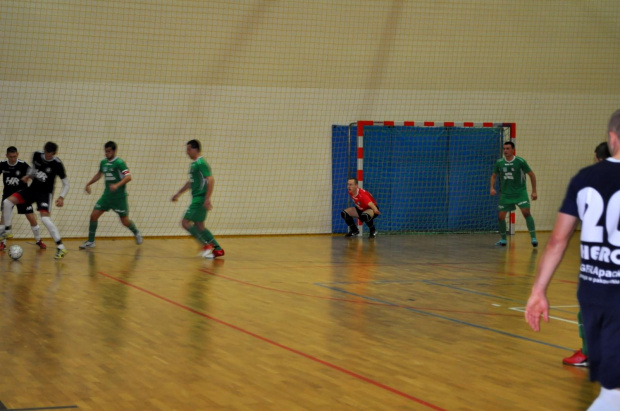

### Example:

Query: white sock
xmin=3 ymin=199 xmax=13 ymax=228
xmin=588 ymin=387 xmax=620 ymax=411
xmin=41 ymin=216 xmax=62 ymax=244
xmin=31 ymin=225 xmax=41 ymax=242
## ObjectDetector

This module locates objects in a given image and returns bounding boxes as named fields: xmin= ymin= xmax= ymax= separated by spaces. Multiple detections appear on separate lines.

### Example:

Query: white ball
xmin=8 ymin=245 xmax=23 ymax=260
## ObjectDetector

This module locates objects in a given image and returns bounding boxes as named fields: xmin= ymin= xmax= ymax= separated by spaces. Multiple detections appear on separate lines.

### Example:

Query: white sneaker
xmin=201 ymin=245 xmax=214 ymax=259
xmin=135 ymin=233 xmax=143 ymax=245
xmin=79 ymin=241 xmax=96 ymax=249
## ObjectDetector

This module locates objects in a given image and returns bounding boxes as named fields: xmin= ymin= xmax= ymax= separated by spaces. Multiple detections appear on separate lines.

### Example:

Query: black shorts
xmin=355 ymin=207 xmax=378 ymax=220
xmin=2 ymin=192 xmax=34 ymax=214
xmin=580 ymin=301 xmax=620 ymax=389
xmin=12 ymin=188 xmax=52 ymax=213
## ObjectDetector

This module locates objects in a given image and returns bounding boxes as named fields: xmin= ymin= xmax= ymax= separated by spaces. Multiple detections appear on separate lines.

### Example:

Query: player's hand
xmin=524 ymin=292 xmax=549 ymax=332
xmin=171 ymin=194 xmax=179 ymax=202
xmin=56 ymin=197 xmax=65 ymax=208
xmin=490 ymin=188 xmax=497 ymax=196
xmin=205 ymin=199 xmax=213 ymax=211
xmin=531 ymin=192 xmax=538 ymax=201
xmin=110 ymin=184 xmax=118 ymax=193
xmin=84 ymin=185 xmax=91 ymax=195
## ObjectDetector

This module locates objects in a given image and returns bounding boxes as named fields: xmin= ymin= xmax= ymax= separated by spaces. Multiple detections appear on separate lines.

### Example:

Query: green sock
xmin=188 ymin=225 xmax=204 ymax=243
xmin=127 ymin=221 xmax=139 ymax=235
xmin=88 ymin=221 xmax=98 ymax=242
xmin=199 ymin=228 xmax=221 ymax=250
xmin=498 ymin=220 xmax=507 ymax=240
xmin=525 ymin=215 xmax=537 ymax=239
xmin=578 ymin=311 xmax=588 ymax=356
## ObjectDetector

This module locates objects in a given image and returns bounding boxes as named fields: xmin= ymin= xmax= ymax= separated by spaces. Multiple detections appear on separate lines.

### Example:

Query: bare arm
xmin=171 ymin=181 xmax=191 ymax=202
xmin=84 ymin=171 xmax=103 ymax=194
xmin=109 ymin=174 xmax=131 ymax=193
xmin=367 ymin=202 xmax=380 ymax=215
xmin=525 ymin=212 xmax=578 ymax=331
xmin=528 ymin=171 xmax=537 ymax=200
xmin=204 ymin=176 xmax=215 ymax=210
xmin=490 ymin=173 xmax=497 ymax=196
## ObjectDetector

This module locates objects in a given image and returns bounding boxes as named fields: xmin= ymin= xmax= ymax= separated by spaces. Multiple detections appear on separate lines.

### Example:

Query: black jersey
xmin=29 ymin=151 xmax=67 ymax=195
xmin=0 ymin=159 xmax=30 ymax=196
xmin=560 ymin=158 xmax=620 ymax=308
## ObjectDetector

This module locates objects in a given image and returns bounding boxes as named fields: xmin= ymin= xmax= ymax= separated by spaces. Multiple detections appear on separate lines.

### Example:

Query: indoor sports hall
xmin=1 ymin=2 xmax=618 ymax=410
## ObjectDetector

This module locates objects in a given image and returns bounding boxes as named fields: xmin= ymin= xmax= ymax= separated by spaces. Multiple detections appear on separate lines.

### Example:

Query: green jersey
xmin=189 ymin=157 xmax=212 ymax=197
xmin=493 ymin=156 xmax=532 ymax=196
xmin=100 ymin=157 xmax=130 ymax=197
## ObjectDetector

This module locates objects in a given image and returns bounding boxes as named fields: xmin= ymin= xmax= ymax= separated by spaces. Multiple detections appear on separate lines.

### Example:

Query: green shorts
xmin=184 ymin=196 xmax=208 ymax=222
xmin=498 ymin=192 xmax=530 ymax=211
xmin=95 ymin=194 xmax=129 ymax=217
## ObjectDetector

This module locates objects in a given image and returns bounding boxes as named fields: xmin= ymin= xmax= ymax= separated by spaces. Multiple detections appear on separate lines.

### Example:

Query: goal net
xmin=332 ymin=121 xmax=514 ymax=234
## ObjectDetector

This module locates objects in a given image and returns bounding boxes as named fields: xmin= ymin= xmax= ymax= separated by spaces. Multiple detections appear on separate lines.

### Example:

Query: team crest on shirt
xmin=46 ymin=167 xmax=51 ymax=173
xmin=15 ymin=171 xmax=20 ymax=176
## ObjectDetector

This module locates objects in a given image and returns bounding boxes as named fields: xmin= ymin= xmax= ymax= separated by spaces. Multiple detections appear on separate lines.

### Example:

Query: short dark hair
xmin=44 ymin=141 xmax=58 ymax=154
xmin=347 ymin=178 xmax=359 ymax=184
xmin=503 ymin=141 xmax=515 ymax=149
xmin=187 ymin=139 xmax=201 ymax=151
xmin=595 ymin=142 xmax=611 ymax=161
xmin=104 ymin=141 xmax=117 ymax=151
xmin=608 ymin=109 xmax=620 ymax=135
xmin=6 ymin=146 xmax=17 ymax=154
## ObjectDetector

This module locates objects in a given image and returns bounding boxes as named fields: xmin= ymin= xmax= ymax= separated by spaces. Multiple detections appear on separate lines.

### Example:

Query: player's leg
xmin=23 ymin=205 xmax=46 ymax=249
xmin=195 ymin=220 xmax=224 ymax=259
xmin=116 ymin=197 xmax=141 ymax=244
xmin=495 ymin=208 xmax=510 ymax=246
xmin=563 ymin=310 xmax=589 ymax=366
xmin=79 ymin=209 xmax=105 ymax=249
xmin=359 ymin=209 xmax=377 ymax=238
xmin=1 ymin=193 xmax=22 ymax=239
xmin=583 ymin=303 xmax=620 ymax=410
xmin=38 ymin=195 xmax=67 ymax=259
xmin=519 ymin=206 xmax=537 ymax=247
xmin=341 ymin=207 xmax=360 ymax=237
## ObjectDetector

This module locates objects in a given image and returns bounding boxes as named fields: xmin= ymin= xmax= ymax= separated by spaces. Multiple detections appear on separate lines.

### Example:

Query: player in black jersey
xmin=0 ymin=146 xmax=46 ymax=251
xmin=526 ymin=111 xmax=620 ymax=410
xmin=1 ymin=142 xmax=69 ymax=259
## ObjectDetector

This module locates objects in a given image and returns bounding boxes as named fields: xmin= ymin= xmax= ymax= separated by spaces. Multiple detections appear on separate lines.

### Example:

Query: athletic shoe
xmin=0 ymin=242 xmax=5 ymax=251
xmin=36 ymin=240 xmax=47 ymax=249
xmin=563 ymin=349 xmax=588 ymax=367
xmin=344 ymin=229 xmax=360 ymax=238
xmin=531 ymin=239 xmax=538 ymax=248
xmin=368 ymin=228 xmax=377 ymax=239
xmin=202 ymin=244 xmax=214 ymax=259
xmin=79 ymin=241 xmax=96 ymax=249
xmin=212 ymin=249 xmax=225 ymax=258
xmin=135 ymin=233 xmax=143 ymax=245
xmin=55 ymin=248 xmax=68 ymax=260
xmin=495 ymin=239 xmax=507 ymax=246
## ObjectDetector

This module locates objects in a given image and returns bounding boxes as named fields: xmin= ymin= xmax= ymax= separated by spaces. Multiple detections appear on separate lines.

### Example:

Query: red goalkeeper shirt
xmin=349 ymin=188 xmax=378 ymax=211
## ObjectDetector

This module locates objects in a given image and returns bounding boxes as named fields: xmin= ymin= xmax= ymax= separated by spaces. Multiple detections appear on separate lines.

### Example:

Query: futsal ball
xmin=8 ymin=245 xmax=23 ymax=260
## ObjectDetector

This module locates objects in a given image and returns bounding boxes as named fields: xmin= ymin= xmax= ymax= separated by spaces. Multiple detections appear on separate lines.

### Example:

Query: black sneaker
xmin=344 ymin=229 xmax=360 ymax=238
xmin=368 ymin=229 xmax=377 ymax=238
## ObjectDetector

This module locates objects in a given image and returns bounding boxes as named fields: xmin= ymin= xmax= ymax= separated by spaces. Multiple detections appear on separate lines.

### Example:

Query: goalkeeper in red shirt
xmin=341 ymin=178 xmax=380 ymax=238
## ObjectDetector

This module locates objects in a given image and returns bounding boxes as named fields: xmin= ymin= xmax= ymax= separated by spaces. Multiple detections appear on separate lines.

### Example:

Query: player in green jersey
xmin=490 ymin=141 xmax=538 ymax=247
xmin=171 ymin=139 xmax=224 ymax=259
xmin=79 ymin=141 xmax=142 ymax=249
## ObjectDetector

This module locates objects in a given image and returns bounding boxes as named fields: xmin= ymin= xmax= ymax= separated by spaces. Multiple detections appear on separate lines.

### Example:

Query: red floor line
xmin=199 ymin=269 xmax=523 ymax=317
xmin=97 ymin=271 xmax=446 ymax=410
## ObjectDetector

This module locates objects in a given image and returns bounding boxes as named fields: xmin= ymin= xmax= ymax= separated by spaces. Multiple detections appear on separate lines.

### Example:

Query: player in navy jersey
xmin=0 ymin=146 xmax=46 ymax=251
xmin=562 ymin=141 xmax=612 ymax=368
xmin=525 ymin=111 xmax=620 ymax=410
xmin=341 ymin=178 xmax=380 ymax=238
xmin=1 ymin=142 xmax=69 ymax=259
